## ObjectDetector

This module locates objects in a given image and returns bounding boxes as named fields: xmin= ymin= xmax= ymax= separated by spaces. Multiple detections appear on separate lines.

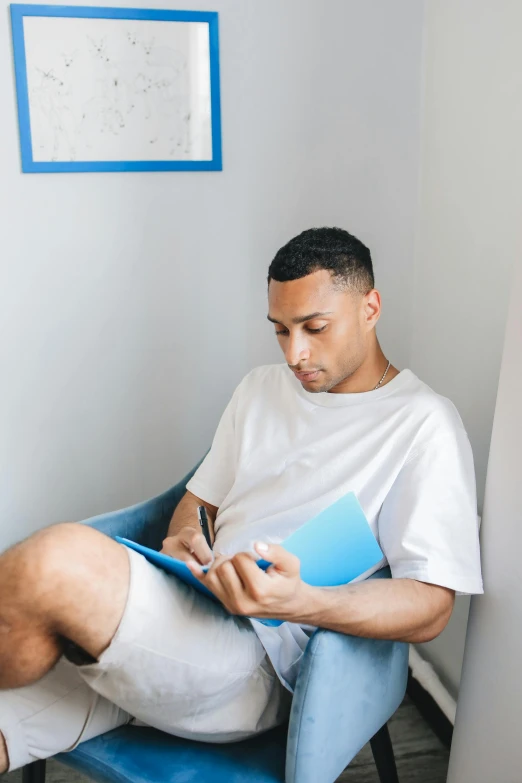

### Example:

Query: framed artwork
xmin=10 ymin=4 xmax=222 ymax=172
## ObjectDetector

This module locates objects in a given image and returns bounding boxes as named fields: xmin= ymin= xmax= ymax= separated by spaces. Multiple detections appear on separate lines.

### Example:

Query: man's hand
xmin=161 ymin=526 xmax=213 ymax=566
xmin=187 ymin=540 xmax=455 ymax=644
xmin=187 ymin=543 xmax=310 ymax=620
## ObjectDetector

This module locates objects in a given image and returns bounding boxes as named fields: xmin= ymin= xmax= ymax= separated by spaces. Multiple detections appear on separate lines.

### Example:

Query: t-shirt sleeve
xmin=185 ymin=384 xmax=241 ymax=508
xmin=377 ymin=428 xmax=484 ymax=595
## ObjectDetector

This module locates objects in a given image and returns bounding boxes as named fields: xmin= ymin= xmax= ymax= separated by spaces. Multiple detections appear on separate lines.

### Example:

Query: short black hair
xmin=268 ymin=227 xmax=374 ymax=293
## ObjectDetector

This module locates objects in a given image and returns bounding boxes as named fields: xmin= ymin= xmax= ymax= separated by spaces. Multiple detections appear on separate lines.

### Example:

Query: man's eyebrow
xmin=266 ymin=311 xmax=333 ymax=325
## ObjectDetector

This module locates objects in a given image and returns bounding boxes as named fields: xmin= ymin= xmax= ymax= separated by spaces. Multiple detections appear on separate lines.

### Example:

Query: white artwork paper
xmin=22 ymin=15 xmax=212 ymax=162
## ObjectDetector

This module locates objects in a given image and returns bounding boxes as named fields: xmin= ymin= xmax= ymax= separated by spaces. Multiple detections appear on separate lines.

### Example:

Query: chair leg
xmin=22 ymin=760 xmax=47 ymax=783
xmin=370 ymin=723 xmax=399 ymax=783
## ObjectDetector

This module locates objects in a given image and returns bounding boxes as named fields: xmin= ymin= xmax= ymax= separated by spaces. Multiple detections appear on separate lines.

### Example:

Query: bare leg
xmin=0 ymin=523 xmax=130 ymax=690
xmin=0 ymin=730 xmax=8 ymax=773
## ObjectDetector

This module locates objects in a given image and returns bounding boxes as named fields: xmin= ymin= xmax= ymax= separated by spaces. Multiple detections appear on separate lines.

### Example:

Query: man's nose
xmin=285 ymin=334 xmax=311 ymax=367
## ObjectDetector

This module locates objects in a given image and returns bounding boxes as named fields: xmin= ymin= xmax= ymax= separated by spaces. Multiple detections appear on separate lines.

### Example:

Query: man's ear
xmin=363 ymin=289 xmax=381 ymax=329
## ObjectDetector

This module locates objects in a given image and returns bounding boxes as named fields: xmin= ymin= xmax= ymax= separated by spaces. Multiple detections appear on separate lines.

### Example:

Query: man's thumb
xmin=254 ymin=542 xmax=300 ymax=576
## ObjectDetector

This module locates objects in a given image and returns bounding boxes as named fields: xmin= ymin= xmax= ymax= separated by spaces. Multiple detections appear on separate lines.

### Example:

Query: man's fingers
xmin=254 ymin=543 xmax=301 ymax=576
xmin=187 ymin=554 xmax=236 ymax=600
xmin=187 ymin=553 xmax=228 ymax=579
xmin=230 ymin=552 xmax=264 ymax=587
xmin=188 ymin=535 xmax=213 ymax=566
xmin=160 ymin=529 xmax=213 ymax=565
xmin=178 ymin=528 xmax=213 ymax=565
xmin=160 ymin=536 xmax=186 ymax=559
xmin=214 ymin=559 xmax=246 ymax=602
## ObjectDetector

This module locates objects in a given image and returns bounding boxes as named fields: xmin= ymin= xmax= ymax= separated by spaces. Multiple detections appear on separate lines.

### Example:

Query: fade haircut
xmin=268 ymin=227 xmax=374 ymax=294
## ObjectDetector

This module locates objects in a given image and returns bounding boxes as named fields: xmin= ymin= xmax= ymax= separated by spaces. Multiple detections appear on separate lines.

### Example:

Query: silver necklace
xmin=373 ymin=360 xmax=391 ymax=390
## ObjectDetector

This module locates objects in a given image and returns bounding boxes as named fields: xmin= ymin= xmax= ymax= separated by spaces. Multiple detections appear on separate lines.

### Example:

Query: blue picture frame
xmin=10 ymin=4 xmax=222 ymax=173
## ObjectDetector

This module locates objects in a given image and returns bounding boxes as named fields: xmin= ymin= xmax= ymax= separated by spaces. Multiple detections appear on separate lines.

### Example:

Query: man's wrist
xmin=286 ymin=582 xmax=330 ymax=625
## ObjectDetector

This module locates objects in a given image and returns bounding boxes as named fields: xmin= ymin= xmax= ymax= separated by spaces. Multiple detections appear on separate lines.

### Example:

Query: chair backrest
xmin=286 ymin=567 xmax=409 ymax=783
xmin=84 ymin=459 xmax=204 ymax=549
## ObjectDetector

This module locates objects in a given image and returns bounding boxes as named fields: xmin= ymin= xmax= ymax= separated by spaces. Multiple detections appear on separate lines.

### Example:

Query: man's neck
xmin=329 ymin=349 xmax=399 ymax=394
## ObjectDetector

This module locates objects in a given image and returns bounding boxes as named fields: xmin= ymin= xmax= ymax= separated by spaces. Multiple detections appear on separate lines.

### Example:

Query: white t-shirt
xmin=187 ymin=364 xmax=483 ymax=689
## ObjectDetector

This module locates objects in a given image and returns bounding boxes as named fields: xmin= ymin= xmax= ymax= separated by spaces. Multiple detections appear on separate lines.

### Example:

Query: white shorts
xmin=0 ymin=547 xmax=291 ymax=771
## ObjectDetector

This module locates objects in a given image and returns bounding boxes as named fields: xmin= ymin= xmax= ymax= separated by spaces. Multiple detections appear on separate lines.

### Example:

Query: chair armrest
xmin=286 ymin=568 xmax=409 ymax=783
xmin=80 ymin=460 xmax=204 ymax=549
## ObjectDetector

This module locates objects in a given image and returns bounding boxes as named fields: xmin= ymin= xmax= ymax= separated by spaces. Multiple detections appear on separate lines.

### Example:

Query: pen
xmin=197 ymin=505 xmax=212 ymax=550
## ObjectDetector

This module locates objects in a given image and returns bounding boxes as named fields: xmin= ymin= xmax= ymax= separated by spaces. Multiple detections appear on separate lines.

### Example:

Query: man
xmin=0 ymin=227 xmax=483 ymax=772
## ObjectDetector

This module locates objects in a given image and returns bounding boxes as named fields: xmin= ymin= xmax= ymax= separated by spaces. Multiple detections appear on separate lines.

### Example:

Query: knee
xmin=31 ymin=521 xmax=103 ymax=578
xmin=0 ymin=731 xmax=8 ymax=774
xmin=31 ymin=521 xmax=88 ymax=554
xmin=3 ymin=523 xmax=101 ymax=604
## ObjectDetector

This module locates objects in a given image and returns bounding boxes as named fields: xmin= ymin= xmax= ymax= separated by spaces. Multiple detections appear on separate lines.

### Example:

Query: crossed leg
xmin=0 ymin=523 xmax=130 ymax=772
xmin=0 ymin=732 xmax=6 ymax=773
xmin=0 ymin=524 xmax=289 ymax=773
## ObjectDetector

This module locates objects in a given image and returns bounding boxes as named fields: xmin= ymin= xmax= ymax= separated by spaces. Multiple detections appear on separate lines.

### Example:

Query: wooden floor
xmin=2 ymin=695 xmax=449 ymax=783
xmin=339 ymin=695 xmax=450 ymax=782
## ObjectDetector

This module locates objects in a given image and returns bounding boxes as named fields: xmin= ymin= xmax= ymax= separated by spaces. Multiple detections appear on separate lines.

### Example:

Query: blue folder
xmin=116 ymin=492 xmax=384 ymax=626
xmin=116 ymin=537 xmax=221 ymax=601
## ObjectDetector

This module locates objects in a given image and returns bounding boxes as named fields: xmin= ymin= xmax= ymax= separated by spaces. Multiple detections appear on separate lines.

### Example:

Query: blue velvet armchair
xmin=22 ymin=462 xmax=409 ymax=783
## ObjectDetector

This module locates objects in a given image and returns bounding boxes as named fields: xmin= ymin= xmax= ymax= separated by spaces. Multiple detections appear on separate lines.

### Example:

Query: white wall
xmin=411 ymin=0 xmax=522 ymax=696
xmin=0 ymin=0 xmax=424 ymax=550
xmin=447 ymin=256 xmax=522 ymax=781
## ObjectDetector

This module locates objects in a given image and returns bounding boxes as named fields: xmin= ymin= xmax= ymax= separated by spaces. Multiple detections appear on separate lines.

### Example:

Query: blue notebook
xmin=116 ymin=492 xmax=384 ymax=626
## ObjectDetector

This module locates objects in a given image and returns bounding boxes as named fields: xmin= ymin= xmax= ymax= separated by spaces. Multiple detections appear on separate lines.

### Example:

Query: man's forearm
xmin=167 ymin=491 xmax=217 ymax=541
xmin=292 ymin=577 xmax=455 ymax=644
